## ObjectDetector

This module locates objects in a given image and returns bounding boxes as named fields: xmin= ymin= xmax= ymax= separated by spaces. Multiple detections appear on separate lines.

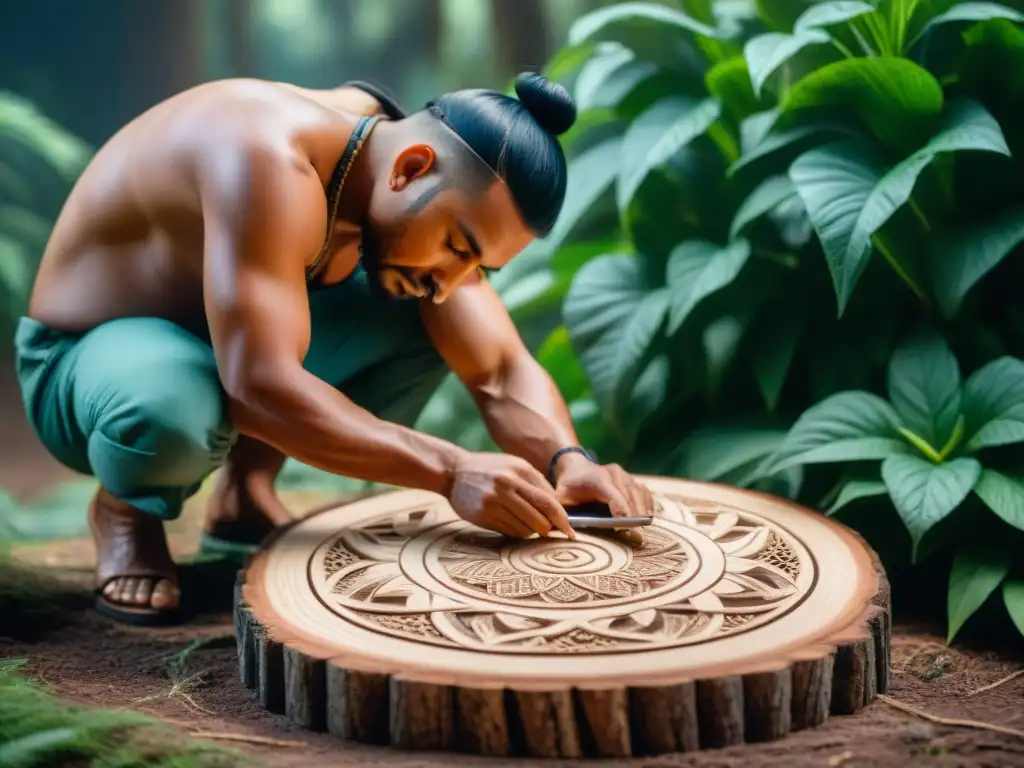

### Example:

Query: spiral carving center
xmin=507 ymin=540 xmax=612 ymax=575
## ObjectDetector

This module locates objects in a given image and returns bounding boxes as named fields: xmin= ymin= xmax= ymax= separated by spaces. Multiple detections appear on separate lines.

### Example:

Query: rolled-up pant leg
xmin=15 ymin=316 xmax=237 ymax=519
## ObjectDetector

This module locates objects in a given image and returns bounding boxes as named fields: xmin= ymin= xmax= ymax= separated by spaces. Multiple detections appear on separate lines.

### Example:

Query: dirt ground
xmin=2 ymin=367 xmax=1024 ymax=768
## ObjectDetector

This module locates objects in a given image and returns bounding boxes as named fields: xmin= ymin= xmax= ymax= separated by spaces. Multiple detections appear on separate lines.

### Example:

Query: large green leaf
xmin=973 ymin=469 xmax=1024 ymax=532
xmin=961 ymin=356 xmax=1024 ymax=450
xmin=826 ymin=479 xmax=889 ymax=515
xmin=794 ymin=1 xmax=877 ymax=31
xmin=727 ymin=118 xmax=852 ymax=177
xmin=672 ymin=427 xmax=788 ymax=484
xmin=789 ymin=99 xmax=1010 ymax=312
xmin=947 ymin=542 xmax=1011 ymax=642
xmin=573 ymin=45 xmax=661 ymax=111
xmin=564 ymin=254 xmax=668 ymax=410
xmin=704 ymin=56 xmax=761 ymax=127
xmin=729 ymin=174 xmax=799 ymax=238
xmin=744 ymin=29 xmax=832 ymax=97
xmin=749 ymin=297 xmax=804 ymax=411
xmin=536 ymin=326 xmax=591 ymax=403
xmin=1003 ymin=579 xmax=1024 ymax=639
xmin=761 ymin=391 xmax=908 ymax=474
xmin=665 ymin=239 xmax=751 ymax=333
xmin=886 ymin=333 xmax=963 ymax=451
xmin=567 ymin=2 xmax=720 ymax=76
xmin=0 ymin=91 xmax=92 ymax=181
xmin=617 ymin=96 xmax=722 ymax=214
xmin=930 ymin=206 xmax=1024 ymax=318
xmin=782 ymin=57 xmax=944 ymax=153
xmin=881 ymin=454 xmax=982 ymax=556
xmin=910 ymin=1 xmax=1024 ymax=51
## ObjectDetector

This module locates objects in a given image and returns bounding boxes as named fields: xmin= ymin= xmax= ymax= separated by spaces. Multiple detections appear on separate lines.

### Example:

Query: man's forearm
xmin=228 ymin=367 xmax=465 ymax=495
xmin=473 ymin=354 xmax=581 ymax=476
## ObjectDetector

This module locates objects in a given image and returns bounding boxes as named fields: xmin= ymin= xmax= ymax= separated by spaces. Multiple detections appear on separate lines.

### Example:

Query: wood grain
xmin=234 ymin=480 xmax=891 ymax=757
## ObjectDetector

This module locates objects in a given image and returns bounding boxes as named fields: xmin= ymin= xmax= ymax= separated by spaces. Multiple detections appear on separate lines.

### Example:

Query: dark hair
xmin=426 ymin=72 xmax=577 ymax=237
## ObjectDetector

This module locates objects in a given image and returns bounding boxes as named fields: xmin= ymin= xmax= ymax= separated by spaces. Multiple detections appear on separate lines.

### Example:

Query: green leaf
xmin=973 ymin=469 xmax=1024 ymax=532
xmin=673 ymin=427 xmax=788 ymax=483
xmin=704 ymin=56 xmax=760 ymax=126
xmin=568 ymin=2 xmax=720 ymax=75
xmin=794 ymin=1 xmax=877 ymax=31
xmin=826 ymin=479 xmax=889 ymax=515
xmin=617 ymin=96 xmax=722 ymax=214
xmin=545 ymin=43 xmax=598 ymax=81
xmin=783 ymin=57 xmax=944 ymax=153
xmin=665 ymin=239 xmax=751 ymax=333
xmin=762 ymin=391 xmax=908 ymax=474
xmin=749 ymin=300 xmax=803 ymax=411
xmin=703 ymin=315 xmax=746 ymax=390
xmin=537 ymin=326 xmax=591 ymax=403
xmin=881 ymin=454 xmax=981 ymax=556
xmin=789 ymin=99 xmax=1010 ymax=312
xmin=728 ymin=121 xmax=840 ymax=177
xmin=574 ymin=46 xmax=661 ymax=111
xmin=564 ymin=254 xmax=668 ymax=410
xmin=744 ymin=29 xmax=832 ymax=97
xmin=1003 ymin=579 xmax=1024 ymax=638
xmin=947 ymin=542 xmax=1011 ymax=642
xmin=961 ymin=356 xmax=1024 ymax=450
xmin=931 ymin=206 xmax=1024 ymax=318
xmin=886 ymin=333 xmax=962 ymax=450
xmin=911 ymin=2 xmax=1024 ymax=50
xmin=622 ymin=354 xmax=672 ymax=438
xmin=729 ymin=174 xmax=799 ymax=239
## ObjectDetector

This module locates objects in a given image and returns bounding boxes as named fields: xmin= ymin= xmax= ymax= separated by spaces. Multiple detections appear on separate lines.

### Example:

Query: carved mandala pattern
xmin=306 ymin=494 xmax=814 ymax=655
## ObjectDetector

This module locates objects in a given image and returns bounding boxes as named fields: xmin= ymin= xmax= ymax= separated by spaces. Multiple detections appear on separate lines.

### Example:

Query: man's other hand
xmin=447 ymin=452 xmax=575 ymax=539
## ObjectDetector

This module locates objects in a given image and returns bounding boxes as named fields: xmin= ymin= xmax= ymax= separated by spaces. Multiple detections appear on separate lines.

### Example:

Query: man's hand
xmin=448 ymin=452 xmax=575 ymax=540
xmin=553 ymin=453 xmax=656 ymax=518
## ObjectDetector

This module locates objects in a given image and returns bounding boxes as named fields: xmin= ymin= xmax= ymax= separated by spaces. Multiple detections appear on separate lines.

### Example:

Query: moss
xmin=0 ymin=659 xmax=252 ymax=768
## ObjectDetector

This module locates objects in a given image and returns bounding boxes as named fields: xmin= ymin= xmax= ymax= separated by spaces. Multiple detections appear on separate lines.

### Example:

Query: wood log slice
xmin=237 ymin=477 xmax=890 ymax=758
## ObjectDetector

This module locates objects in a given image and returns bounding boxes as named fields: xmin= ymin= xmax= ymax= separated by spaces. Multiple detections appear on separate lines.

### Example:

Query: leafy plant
xmin=416 ymin=0 xmax=1024 ymax=643
xmin=0 ymin=92 xmax=91 ymax=347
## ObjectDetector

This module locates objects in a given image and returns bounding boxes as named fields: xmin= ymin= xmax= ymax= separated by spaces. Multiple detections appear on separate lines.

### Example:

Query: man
xmin=15 ymin=73 xmax=656 ymax=626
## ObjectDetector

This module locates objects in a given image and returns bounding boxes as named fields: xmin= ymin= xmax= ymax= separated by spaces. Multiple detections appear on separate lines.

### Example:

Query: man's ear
xmin=390 ymin=144 xmax=436 ymax=190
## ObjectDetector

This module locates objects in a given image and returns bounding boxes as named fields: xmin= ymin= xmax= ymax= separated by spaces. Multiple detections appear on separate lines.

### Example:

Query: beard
xmin=359 ymin=222 xmax=433 ymax=302
xmin=359 ymin=223 xmax=396 ymax=302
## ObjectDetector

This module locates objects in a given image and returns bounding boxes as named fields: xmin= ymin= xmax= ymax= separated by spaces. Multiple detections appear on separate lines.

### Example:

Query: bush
xmin=0 ymin=92 xmax=91 ymax=348
xmin=418 ymin=0 xmax=1024 ymax=644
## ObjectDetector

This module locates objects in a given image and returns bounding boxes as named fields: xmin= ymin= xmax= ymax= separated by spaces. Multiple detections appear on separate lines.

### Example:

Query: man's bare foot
xmin=203 ymin=471 xmax=293 ymax=548
xmin=89 ymin=488 xmax=180 ymax=622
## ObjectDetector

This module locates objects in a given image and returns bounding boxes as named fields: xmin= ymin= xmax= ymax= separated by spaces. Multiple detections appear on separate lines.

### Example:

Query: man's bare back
xmin=16 ymin=73 xmax=656 ymax=626
xmin=30 ymin=79 xmax=377 ymax=336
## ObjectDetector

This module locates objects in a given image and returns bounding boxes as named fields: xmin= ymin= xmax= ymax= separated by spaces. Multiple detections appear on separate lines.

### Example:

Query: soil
xmin=2 ymin=367 xmax=1024 ymax=768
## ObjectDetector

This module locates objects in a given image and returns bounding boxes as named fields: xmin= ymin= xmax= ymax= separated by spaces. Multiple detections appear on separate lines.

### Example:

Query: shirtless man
xmin=15 ymin=72 xmax=655 ymax=626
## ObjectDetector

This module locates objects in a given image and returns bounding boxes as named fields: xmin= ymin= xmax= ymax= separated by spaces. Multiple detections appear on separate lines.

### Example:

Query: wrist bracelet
xmin=547 ymin=446 xmax=595 ymax=485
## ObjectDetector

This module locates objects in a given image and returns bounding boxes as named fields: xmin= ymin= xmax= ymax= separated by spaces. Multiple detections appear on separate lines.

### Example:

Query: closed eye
xmin=445 ymin=235 xmax=471 ymax=261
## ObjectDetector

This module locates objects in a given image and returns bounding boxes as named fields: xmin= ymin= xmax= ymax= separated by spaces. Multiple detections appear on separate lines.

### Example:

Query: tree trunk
xmin=491 ymin=0 xmax=550 ymax=75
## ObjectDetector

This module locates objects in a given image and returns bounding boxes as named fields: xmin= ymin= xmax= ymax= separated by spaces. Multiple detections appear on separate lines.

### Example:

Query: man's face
xmin=361 ymin=143 xmax=534 ymax=303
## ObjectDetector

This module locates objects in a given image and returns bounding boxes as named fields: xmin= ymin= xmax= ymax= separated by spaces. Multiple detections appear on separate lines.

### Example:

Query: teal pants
xmin=14 ymin=267 xmax=448 ymax=520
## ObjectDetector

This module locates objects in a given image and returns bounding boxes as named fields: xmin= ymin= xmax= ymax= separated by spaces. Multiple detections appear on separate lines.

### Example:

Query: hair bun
xmin=514 ymin=72 xmax=577 ymax=136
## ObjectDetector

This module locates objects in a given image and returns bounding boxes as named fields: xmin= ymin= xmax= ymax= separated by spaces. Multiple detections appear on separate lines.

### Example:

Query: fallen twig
xmin=877 ymin=694 xmax=1024 ymax=739
xmin=966 ymin=669 xmax=1024 ymax=698
xmin=190 ymin=731 xmax=307 ymax=748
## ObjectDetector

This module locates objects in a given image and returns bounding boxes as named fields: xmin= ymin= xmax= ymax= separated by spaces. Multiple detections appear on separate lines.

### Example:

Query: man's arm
xmin=200 ymin=144 xmax=465 ymax=494
xmin=421 ymin=275 xmax=656 ymax=519
xmin=420 ymin=273 xmax=584 ymax=478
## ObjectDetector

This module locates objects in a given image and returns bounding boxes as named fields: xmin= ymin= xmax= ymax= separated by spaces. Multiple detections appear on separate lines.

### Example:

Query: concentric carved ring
xmin=237 ymin=477 xmax=889 ymax=758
